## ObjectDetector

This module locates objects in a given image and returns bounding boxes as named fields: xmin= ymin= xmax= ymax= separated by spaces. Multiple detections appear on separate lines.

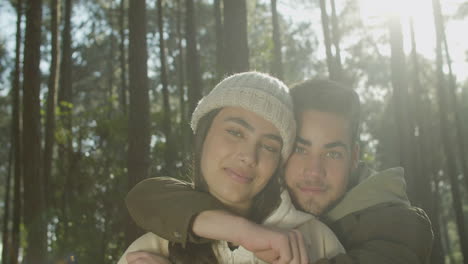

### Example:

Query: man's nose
xmin=303 ymin=155 xmax=324 ymax=179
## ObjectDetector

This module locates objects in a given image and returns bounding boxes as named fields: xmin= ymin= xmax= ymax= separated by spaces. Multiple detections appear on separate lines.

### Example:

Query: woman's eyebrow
xmin=224 ymin=116 xmax=282 ymax=144
xmin=264 ymin=134 xmax=283 ymax=145
xmin=224 ymin=116 xmax=254 ymax=131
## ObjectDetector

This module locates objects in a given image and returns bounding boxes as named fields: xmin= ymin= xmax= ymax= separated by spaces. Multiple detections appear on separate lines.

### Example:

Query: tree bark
xmin=409 ymin=18 xmax=445 ymax=264
xmin=58 ymin=0 xmax=73 ymax=249
xmin=10 ymin=1 xmax=23 ymax=263
xmin=119 ymin=0 xmax=128 ymax=114
xmin=22 ymin=0 xmax=47 ymax=262
xmin=319 ymin=0 xmax=336 ymax=80
xmin=59 ymin=0 xmax=73 ymax=129
xmin=176 ymin=0 xmax=189 ymax=153
xmin=157 ymin=0 xmax=174 ymax=172
xmin=126 ymin=0 xmax=150 ymax=244
xmin=44 ymin=0 xmax=61 ymax=212
xmin=185 ymin=0 xmax=202 ymax=114
xmin=214 ymin=0 xmax=224 ymax=80
xmin=2 ymin=148 xmax=12 ymax=264
xmin=270 ymin=0 xmax=283 ymax=80
xmin=388 ymin=15 xmax=419 ymax=200
xmin=223 ymin=0 xmax=249 ymax=74
xmin=108 ymin=0 xmax=116 ymax=112
xmin=440 ymin=18 xmax=468 ymax=191
xmin=432 ymin=0 xmax=468 ymax=262
xmin=330 ymin=0 xmax=343 ymax=81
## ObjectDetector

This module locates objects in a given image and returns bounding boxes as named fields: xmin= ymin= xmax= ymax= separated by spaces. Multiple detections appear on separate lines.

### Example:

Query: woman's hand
xmin=238 ymin=224 xmax=309 ymax=264
xmin=191 ymin=210 xmax=309 ymax=264
xmin=126 ymin=251 xmax=171 ymax=264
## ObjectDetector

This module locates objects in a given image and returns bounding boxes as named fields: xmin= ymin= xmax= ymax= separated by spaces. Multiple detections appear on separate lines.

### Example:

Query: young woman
xmin=118 ymin=72 xmax=344 ymax=264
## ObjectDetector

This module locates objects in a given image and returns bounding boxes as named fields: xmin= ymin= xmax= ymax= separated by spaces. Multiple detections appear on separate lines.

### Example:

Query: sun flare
xmin=360 ymin=0 xmax=433 ymax=21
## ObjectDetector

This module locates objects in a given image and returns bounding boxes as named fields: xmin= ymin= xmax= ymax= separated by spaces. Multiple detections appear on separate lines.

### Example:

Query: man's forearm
xmin=125 ymin=177 xmax=226 ymax=245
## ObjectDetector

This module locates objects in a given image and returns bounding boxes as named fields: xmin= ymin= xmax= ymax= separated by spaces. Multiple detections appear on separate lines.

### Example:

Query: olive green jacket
xmin=126 ymin=167 xmax=433 ymax=264
xmin=317 ymin=167 xmax=433 ymax=263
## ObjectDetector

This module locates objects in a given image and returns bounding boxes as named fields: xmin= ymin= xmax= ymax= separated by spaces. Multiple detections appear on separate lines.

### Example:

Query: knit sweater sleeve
xmin=125 ymin=177 xmax=226 ymax=246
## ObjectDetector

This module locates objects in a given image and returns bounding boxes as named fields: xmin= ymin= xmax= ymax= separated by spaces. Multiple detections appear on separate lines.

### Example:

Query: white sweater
xmin=117 ymin=191 xmax=345 ymax=264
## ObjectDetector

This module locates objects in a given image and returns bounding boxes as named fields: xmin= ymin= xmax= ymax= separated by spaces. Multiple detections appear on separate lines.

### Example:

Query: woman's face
xmin=200 ymin=107 xmax=282 ymax=215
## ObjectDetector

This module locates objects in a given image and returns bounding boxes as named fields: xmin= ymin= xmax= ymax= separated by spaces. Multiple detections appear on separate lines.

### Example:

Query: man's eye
xmin=227 ymin=129 xmax=243 ymax=138
xmin=326 ymin=151 xmax=343 ymax=159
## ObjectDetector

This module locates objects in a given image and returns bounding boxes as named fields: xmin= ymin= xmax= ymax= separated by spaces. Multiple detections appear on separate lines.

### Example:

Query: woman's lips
xmin=225 ymin=168 xmax=252 ymax=184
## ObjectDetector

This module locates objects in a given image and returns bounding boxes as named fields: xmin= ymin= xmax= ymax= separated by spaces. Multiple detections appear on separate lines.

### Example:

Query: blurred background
xmin=0 ymin=0 xmax=467 ymax=263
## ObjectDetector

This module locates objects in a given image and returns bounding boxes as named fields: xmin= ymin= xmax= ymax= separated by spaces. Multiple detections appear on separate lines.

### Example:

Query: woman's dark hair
xmin=169 ymin=109 xmax=283 ymax=264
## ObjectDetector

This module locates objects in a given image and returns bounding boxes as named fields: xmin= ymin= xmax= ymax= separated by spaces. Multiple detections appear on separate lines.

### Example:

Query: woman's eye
xmin=326 ymin=151 xmax=344 ymax=160
xmin=227 ymin=129 xmax=243 ymax=138
xmin=262 ymin=144 xmax=279 ymax=153
xmin=294 ymin=145 xmax=306 ymax=154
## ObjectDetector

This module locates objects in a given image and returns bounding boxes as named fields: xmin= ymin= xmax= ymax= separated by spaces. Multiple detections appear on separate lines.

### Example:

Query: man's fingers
xmin=288 ymin=230 xmax=301 ymax=264
xmin=125 ymin=251 xmax=171 ymax=264
xmin=293 ymin=229 xmax=309 ymax=264
xmin=126 ymin=251 xmax=143 ymax=262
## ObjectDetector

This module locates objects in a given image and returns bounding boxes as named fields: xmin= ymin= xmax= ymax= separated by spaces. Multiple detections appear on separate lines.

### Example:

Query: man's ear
xmin=351 ymin=143 xmax=360 ymax=170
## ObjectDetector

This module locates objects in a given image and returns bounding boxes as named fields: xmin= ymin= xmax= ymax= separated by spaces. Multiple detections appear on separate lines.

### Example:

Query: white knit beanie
xmin=191 ymin=72 xmax=296 ymax=161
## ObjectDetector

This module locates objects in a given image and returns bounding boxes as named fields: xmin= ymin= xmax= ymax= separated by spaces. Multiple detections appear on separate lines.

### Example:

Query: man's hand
xmin=126 ymin=251 xmax=171 ymax=264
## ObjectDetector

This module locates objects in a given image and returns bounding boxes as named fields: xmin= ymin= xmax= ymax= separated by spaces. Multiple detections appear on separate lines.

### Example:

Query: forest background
xmin=0 ymin=0 xmax=467 ymax=263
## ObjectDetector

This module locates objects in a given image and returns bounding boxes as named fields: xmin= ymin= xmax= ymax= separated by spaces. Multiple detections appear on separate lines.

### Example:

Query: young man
xmin=126 ymin=79 xmax=433 ymax=263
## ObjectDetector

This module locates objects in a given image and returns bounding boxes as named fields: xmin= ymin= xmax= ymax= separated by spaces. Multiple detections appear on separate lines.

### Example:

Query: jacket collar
xmin=324 ymin=167 xmax=411 ymax=222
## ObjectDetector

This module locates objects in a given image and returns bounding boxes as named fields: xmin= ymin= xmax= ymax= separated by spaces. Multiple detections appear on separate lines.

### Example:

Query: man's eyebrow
xmin=224 ymin=116 xmax=282 ymax=144
xmin=296 ymin=136 xmax=311 ymax=146
xmin=324 ymin=141 xmax=349 ymax=151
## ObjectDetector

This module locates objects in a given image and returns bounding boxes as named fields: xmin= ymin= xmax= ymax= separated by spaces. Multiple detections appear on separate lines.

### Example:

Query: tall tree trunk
xmin=119 ymin=0 xmax=128 ymax=114
xmin=388 ymin=15 xmax=419 ymax=199
xmin=185 ymin=0 xmax=202 ymax=114
xmin=223 ymin=0 xmax=249 ymax=74
xmin=441 ymin=20 xmax=468 ymax=191
xmin=10 ymin=1 xmax=23 ymax=263
xmin=108 ymin=0 xmax=116 ymax=112
xmin=329 ymin=0 xmax=343 ymax=81
xmin=58 ymin=0 xmax=73 ymax=250
xmin=22 ymin=0 xmax=47 ymax=262
xmin=176 ymin=0 xmax=188 ymax=153
xmin=214 ymin=0 xmax=224 ymax=80
xmin=439 ymin=204 xmax=456 ymax=264
xmin=2 ymin=149 xmax=12 ymax=264
xmin=126 ymin=0 xmax=150 ymax=244
xmin=157 ymin=0 xmax=174 ymax=172
xmin=270 ymin=0 xmax=283 ymax=80
xmin=432 ymin=0 xmax=468 ymax=261
xmin=319 ymin=0 xmax=336 ymax=80
xmin=44 ymin=0 xmax=61 ymax=212
xmin=409 ymin=18 xmax=445 ymax=264
xmin=58 ymin=0 xmax=73 ymax=137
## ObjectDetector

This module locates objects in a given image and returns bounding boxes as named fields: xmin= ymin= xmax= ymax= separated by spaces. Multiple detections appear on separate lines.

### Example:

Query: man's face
xmin=285 ymin=110 xmax=359 ymax=215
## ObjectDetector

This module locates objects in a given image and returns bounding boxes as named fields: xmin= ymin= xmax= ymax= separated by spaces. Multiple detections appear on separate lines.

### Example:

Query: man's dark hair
xmin=290 ymin=79 xmax=361 ymax=144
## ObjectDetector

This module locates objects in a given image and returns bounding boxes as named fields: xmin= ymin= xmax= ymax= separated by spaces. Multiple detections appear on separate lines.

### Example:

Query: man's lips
xmin=298 ymin=185 xmax=326 ymax=193
xmin=225 ymin=168 xmax=253 ymax=184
